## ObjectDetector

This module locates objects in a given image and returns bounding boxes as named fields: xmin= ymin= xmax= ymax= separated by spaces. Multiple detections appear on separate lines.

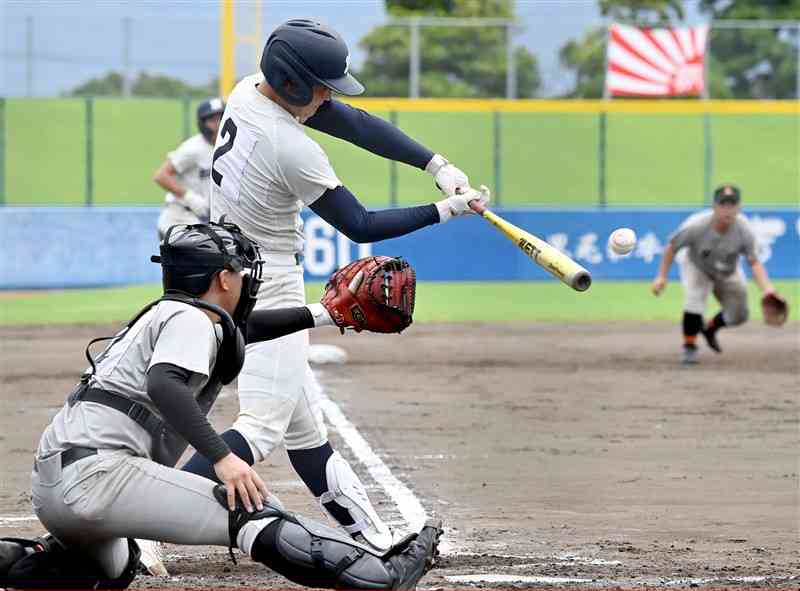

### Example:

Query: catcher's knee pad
xmin=319 ymin=451 xmax=393 ymax=552
xmin=251 ymin=515 xmax=442 ymax=590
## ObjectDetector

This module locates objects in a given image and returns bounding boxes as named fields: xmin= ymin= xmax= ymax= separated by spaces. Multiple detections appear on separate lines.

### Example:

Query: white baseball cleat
xmin=136 ymin=539 xmax=169 ymax=576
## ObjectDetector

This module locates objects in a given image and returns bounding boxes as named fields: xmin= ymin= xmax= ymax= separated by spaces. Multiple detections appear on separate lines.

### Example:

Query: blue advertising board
xmin=1 ymin=207 xmax=797 ymax=289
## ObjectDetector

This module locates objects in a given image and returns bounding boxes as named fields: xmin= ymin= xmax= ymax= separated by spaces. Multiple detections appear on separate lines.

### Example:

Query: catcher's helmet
xmin=260 ymin=19 xmax=364 ymax=106
xmin=152 ymin=222 xmax=261 ymax=298
xmin=197 ymin=97 xmax=225 ymax=142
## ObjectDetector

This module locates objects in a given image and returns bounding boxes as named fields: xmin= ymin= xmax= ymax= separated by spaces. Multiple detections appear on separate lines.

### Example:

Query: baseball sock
xmin=181 ymin=429 xmax=254 ymax=481
xmin=288 ymin=443 xmax=355 ymax=527
xmin=706 ymin=311 xmax=726 ymax=333
xmin=682 ymin=311 xmax=702 ymax=347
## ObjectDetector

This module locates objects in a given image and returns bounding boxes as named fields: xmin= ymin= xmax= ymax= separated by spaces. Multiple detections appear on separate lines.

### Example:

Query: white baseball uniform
xmin=157 ymin=134 xmax=214 ymax=236
xmin=210 ymin=74 xmax=340 ymax=460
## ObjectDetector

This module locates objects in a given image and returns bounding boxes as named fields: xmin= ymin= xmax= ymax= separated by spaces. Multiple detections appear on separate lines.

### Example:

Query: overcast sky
xmin=2 ymin=0 xmax=707 ymax=97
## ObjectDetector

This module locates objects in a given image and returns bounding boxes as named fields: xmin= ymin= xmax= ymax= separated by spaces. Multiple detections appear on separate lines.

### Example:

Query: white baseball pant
xmin=678 ymin=255 xmax=749 ymax=326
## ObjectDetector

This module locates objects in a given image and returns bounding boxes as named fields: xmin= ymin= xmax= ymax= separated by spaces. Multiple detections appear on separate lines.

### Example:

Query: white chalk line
xmin=312 ymin=370 xmax=444 ymax=548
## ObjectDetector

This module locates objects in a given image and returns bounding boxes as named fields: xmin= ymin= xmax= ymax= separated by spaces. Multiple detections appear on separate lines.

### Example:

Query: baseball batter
xmin=179 ymin=18 xmax=489 ymax=554
xmin=651 ymin=185 xmax=777 ymax=364
xmin=153 ymin=98 xmax=225 ymax=238
xmin=13 ymin=222 xmax=440 ymax=590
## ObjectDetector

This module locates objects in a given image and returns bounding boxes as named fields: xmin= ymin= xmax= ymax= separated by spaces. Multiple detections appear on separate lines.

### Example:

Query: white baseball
xmin=608 ymin=227 xmax=637 ymax=255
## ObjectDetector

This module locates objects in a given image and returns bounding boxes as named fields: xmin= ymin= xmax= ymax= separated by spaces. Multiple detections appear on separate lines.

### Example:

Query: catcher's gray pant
xmin=678 ymin=255 xmax=749 ymax=325
xmin=31 ymin=449 xmax=234 ymax=578
xmin=233 ymin=257 xmax=328 ymax=461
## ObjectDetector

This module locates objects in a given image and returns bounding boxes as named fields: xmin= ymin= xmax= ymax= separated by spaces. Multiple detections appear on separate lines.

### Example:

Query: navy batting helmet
xmin=260 ymin=19 xmax=364 ymax=106
xmin=197 ymin=97 xmax=225 ymax=142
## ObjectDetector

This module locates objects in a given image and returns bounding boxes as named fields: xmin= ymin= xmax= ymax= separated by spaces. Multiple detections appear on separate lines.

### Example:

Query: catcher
xmin=652 ymin=184 xmax=787 ymax=365
xmin=1 ymin=223 xmax=439 ymax=590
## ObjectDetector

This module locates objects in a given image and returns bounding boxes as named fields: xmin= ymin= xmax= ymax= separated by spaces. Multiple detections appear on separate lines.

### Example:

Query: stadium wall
xmin=1 ymin=207 xmax=798 ymax=289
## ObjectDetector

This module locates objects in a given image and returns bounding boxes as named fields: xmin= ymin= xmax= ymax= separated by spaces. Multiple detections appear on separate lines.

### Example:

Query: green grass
xmin=4 ymin=99 xmax=798 ymax=207
xmin=2 ymin=280 xmax=797 ymax=326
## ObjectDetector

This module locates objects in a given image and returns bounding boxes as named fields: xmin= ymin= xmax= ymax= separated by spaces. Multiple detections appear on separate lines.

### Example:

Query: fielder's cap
xmin=713 ymin=184 xmax=741 ymax=205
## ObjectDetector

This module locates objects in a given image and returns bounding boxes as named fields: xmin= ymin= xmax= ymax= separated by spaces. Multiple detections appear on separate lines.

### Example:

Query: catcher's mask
xmin=83 ymin=222 xmax=262 ymax=387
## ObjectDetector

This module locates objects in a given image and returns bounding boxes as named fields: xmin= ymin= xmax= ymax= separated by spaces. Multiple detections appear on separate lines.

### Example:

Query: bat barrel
xmin=570 ymin=270 xmax=592 ymax=292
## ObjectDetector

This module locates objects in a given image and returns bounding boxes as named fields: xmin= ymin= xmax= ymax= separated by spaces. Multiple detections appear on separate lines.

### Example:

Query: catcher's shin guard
xmin=252 ymin=517 xmax=443 ymax=590
xmin=319 ymin=451 xmax=393 ymax=552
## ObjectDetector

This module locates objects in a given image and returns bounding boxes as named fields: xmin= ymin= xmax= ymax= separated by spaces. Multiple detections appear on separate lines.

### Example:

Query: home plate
xmin=308 ymin=344 xmax=348 ymax=365
xmin=445 ymin=574 xmax=592 ymax=584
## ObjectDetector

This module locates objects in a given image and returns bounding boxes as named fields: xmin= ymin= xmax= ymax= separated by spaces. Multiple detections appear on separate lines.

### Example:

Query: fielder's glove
xmin=320 ymin=256 xmax=416 ymax=334
xmin=426 ymin=154 xmax=469 ymax=196
xmin=181 ymin=189 xmax=210 ymax=221
xmin=761 ymin=292 xmax=788 ymax=327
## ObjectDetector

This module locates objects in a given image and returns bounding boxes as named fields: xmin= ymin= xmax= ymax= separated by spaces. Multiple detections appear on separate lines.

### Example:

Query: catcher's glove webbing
xmin=321 ymin=256 xmax=415 ymax=334
xmin=761 ymin=292 xmax=788 ymax=327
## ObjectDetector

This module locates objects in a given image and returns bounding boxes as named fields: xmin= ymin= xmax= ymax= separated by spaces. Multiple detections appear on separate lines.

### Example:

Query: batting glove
xmin=426 ymin=154 xmax=469 ymax=196
xmin=181 ymin=189 xmax=210 ymax=220
xmin=436 ymin=185 xmax=490 ymax=223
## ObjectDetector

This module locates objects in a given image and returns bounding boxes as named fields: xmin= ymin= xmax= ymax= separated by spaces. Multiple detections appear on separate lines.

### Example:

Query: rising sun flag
xmin=605 ymin=23 xmax=709 ymax=97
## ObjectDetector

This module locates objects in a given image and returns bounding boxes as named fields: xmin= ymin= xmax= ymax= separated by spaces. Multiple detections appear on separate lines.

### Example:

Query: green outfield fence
xmin=1 ymin=97 xmax=798 ymax=208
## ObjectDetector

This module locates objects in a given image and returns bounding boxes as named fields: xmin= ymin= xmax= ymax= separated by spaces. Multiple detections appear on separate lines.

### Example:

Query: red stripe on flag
xmin=608 ymin=62 xmax=659 ymax=84
xmin=641 ymin=28 xmax=677 ymax=70
xmin=669 ymin=29 xmax=689 ymax=63
xmin=609 ymin=27 xmax=671 ymax=76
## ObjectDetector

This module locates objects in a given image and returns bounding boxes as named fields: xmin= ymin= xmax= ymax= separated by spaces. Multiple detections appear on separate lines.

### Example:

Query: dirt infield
xmin=1 ymin=321 xmax=797 ymax=589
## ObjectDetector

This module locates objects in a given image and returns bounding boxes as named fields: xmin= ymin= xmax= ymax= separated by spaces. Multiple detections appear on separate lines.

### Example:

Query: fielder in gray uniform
xmin=15 ymin=222 xmax=441 ymax=590
xmin=651 ymin=185 xmax=777 ymax=365
xmin=153 ymin=98 xmax=225 ymax=238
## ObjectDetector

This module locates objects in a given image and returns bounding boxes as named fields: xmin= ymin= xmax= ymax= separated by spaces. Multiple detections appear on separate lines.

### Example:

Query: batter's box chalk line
xmin=313 ymin=370 xmax=456 ymax=554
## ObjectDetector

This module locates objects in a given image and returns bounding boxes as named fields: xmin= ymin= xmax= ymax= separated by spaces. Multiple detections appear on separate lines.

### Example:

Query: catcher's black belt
xmin=60 ymin=446 xmax=98 ymax=469
xmin=71 ymin=386 xmax=164 ymax=438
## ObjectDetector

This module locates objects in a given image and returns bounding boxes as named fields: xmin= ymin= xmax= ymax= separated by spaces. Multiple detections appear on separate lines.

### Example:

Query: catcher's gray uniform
xmin=670 ymin=210 xmax=757 ymax=325
xmin=156 ymin=135 xmax=214 ymax=236
xmin=31 ymin=301 xmax=243 ymax=577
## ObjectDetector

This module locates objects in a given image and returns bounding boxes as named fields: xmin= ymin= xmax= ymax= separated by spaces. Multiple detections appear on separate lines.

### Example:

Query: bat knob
xmin=468 ymin=199 xmax=487 ymax=215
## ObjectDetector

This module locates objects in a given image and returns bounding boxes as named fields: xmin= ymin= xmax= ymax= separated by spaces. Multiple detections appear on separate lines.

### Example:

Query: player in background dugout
xmin=651 ymin=184 xmax=778 ymax=365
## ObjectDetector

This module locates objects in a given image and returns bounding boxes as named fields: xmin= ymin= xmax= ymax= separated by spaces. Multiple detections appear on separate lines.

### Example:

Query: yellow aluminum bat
xmin=469 ymin=200 xmax=592 ymax=292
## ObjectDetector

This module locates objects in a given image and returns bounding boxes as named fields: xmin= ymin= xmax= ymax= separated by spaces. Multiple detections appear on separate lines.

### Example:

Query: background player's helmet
xmin=260 ymin=19 xmax=365 ymax=107
xmin=152 ymin=222 xmax=262 ymax=307
xmin=197 ymin=97 xmax=225 ymax=143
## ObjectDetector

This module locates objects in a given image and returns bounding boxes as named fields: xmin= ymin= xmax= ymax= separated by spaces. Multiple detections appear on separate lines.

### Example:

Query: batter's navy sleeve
xmin=309 ymin=185 xmax=439 ymax=244
xmin=147 ymin=362 xmax=231 ymax=464
xmin=305 ymin=100 xmax=434 ymax=170
xmin=246 ymin=307 xmax=315 ymax=344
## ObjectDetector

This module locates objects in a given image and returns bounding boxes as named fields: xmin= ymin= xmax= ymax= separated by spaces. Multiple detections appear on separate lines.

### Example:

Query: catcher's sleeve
xmin=310 ymin=185 xmax=439 ymax=243
xmin=304 ymin=99 xmax=434 ymax=169
xmin=245 ymin=305 xmax=334 ymax=344
xmin=147 ymin=363 xmax=230 ymax=463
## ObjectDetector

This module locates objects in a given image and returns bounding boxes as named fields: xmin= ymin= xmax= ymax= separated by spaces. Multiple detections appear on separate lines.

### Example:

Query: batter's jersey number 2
xmin=210 ymin=116 xmax=255 ymax=202
xmin=211 ymin=118 xmax=237 ymax=187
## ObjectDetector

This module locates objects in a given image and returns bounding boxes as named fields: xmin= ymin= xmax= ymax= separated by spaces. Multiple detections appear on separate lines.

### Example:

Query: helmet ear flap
xmin=262 ymin=42 xmax=314 ymax=107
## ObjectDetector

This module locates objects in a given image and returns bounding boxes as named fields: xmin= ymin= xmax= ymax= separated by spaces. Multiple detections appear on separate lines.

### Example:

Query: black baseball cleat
xmin=701 ymin=327 xmax=722 ymax=353
xmin=384 ymin=519 xmax=443 ymax=590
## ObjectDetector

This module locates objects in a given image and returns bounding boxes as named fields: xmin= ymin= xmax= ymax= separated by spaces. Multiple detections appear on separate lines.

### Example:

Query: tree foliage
xmin=558 ymin=0 xmax=800 ymax=98
xmin=69 ymin=72 xmax=216 ymax=98
xmin=355 ymin=0 xmax=540 ymax=97
xmin=700 ymin=0 xmax=800 ymax=98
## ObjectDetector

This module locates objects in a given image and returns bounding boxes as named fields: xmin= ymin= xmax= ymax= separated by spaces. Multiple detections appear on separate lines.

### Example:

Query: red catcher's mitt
xmin=761 ymin=292 xmax=788 ymax=327
xmin=321 ymin=256 xmax=416 ymax=334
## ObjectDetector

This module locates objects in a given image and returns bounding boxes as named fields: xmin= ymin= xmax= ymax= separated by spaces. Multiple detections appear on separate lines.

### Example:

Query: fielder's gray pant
xmin=678 ymin=255 xmax=749 ymax=325
xmin=31 ymin=449 xmax=231 ymax=578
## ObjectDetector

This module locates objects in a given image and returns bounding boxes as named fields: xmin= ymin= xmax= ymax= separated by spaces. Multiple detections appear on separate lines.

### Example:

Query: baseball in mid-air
xmin=608 ymin=227 xmax=637 ymax=255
